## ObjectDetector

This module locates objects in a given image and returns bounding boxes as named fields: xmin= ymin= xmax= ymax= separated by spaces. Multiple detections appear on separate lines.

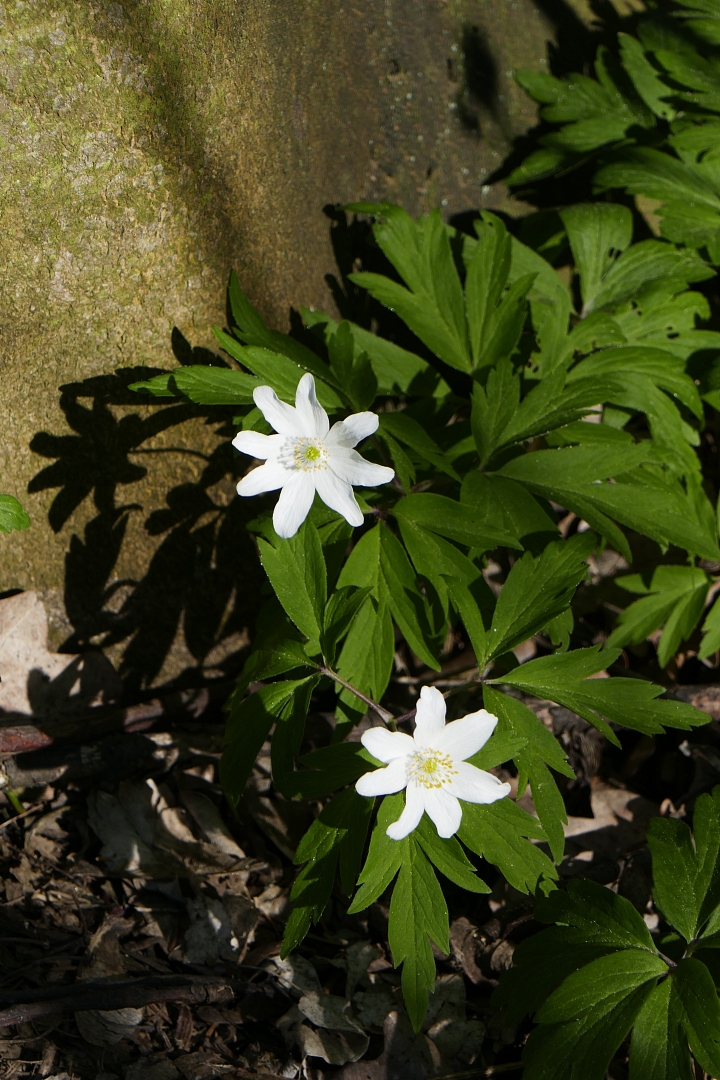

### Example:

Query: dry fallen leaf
xmin=87 ymin=777 xmax=264 ymax=878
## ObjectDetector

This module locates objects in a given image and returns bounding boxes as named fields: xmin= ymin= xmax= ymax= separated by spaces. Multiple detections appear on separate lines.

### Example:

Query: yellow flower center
xmin=292 ymin=438 xmax=328 ymax=472
xmin=408 ymin=750 xmax=457 ymax=789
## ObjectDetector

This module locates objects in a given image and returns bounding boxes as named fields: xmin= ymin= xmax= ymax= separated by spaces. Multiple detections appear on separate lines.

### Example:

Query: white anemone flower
xmin=356 ymin=686 xmax=511 ymax=840
xmin=233 ymin=372 xmax=395 ymax=539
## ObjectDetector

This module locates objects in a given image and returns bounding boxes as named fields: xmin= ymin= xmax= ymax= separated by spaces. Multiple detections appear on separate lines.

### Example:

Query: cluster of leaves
xmin=132 ymin=187 xmax=720 ymax=1032
xmin=504 ymin=0 xmax=720 ymax=700
xmin=496 ymin=787 xmax=720 ymax=1079
xmin=508 ymin=0 xmax=720 ymax=266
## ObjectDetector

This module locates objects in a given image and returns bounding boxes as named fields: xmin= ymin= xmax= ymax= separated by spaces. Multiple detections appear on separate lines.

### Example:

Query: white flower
xmin=355 ymin=686 xmax=511 ymax=840
xmin=233 ymin=372 xmax=395 ymax=539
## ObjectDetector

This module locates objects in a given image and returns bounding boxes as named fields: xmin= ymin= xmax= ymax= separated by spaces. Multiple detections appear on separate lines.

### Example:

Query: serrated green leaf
xmin=498 ymin=444 xmax=720 ymax=562
xmin=484 ymin=534 xmax=593 ymax=666
xmin=162 ymin=365 xmax=259 ymax=405
xmin=495 ymin=646 xmax=709 ymax=739
xmin=322 ymin=586 xmax=372 ymax=667
xmin=388 ymin=837 xmax=449 ymax=1031
xmin=459 ymin=798 xmax=557 ymax=893
xmin=674 ymin=957 xmax=720 ymax=1076
xmin=349 ymin=793 xmax=405 ymax=913
xmin=221 ymin=678 xmax=316 ymax=810
xmin=414 ymin=814 xmax=490 ymax=894
xmin=647 ymin=817 xmax=700 ymax=942
xmin=392 ymin=492 xmax=521 ymax=553
xmin=379 ymin=412 xmax=459 ymax=480
xmin=283 ymin=787 xmax=373 ymax=955
xmin=258 ymin=522 xmax=327 ymax=642
xmin=522 ymin=950 xmax=666 ymax=1080
xmin=609 ymin=566 xmax=711 ymax=669
xmin=629 ymin=976 xmax=694 ymax=1080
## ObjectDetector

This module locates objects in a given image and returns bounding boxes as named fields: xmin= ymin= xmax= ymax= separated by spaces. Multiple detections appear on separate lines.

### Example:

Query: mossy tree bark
xmin=0 ymin=0 xmax=579 ymax=680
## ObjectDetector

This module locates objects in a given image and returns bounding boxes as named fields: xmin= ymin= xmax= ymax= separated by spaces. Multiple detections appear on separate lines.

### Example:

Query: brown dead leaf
xmin=87 ymin=778 xmax=264 ymax=878
xmin=74 ymin=912 xmax=145 ymax=1049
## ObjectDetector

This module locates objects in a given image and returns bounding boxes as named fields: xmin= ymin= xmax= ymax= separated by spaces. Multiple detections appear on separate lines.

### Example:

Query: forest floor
xmin=0 ymin=598 xmax=719 ymax=1080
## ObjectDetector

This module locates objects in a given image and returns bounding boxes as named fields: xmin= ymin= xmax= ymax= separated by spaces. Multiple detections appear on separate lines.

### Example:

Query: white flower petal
xmin=232 ymin=431 xmax=285 ymax=459
xmin=314 ymin=469 xmax=364 ymax=527
xmin=272 ymin=471 xmax=316 ymax=538
xmin=434 ymin=709 xmax=498 ymax=762
xmin=355 ymin=757 xmax=408 ymax=797
xmin=361 ymin=727 xmax=415 ymax=763
xmin=253 ymin=385 xmax=304 ymax=437
xmin=329 ymin=448 xmax=395 ymax=488
xmin=386 ymin=784 xmax=426 ymax=840
xmin=413 ymin=686 xmax=447 ymax=750
xmin=446 ymin=761 xmax=511 ymax=804
xmin=326 ymin=412 xmax=379 ymax=448
xmin=295 ymin=373 xmax=330 ymax=439
xmin=236 ymin=460 xmax=289 ymax=497
xmin=422 ymin=787 xmax=463 ymax=838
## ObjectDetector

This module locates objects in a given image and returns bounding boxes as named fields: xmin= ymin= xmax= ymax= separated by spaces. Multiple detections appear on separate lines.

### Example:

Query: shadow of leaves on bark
xmin=28 ymin=347 xmax=261 ymax=694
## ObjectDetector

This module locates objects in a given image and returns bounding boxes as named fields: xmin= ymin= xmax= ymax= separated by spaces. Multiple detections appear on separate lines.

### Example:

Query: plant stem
xmin=319 ymin=666 xmax=395 ymax=726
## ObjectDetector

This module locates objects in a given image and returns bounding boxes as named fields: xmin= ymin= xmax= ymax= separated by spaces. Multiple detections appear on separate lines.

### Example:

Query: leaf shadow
xmin=28 ymin=342 xmax=263 ymax=694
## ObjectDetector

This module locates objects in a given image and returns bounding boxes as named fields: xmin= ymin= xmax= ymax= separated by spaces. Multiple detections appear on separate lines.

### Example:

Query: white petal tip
xmin=386 ymin=823 xmax=409 ymax=841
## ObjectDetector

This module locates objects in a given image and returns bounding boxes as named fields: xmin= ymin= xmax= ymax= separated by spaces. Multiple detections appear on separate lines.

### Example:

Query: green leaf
xmin=629 ymin=977 xmax=694 ymax=1080
xmin=466 ymin=213 xmax=533 ymax=371
xmin=322 ymin=586 xmax=373 ymax=667
xmin=0 ymin=495 xmax=30 ymax=534
xmin=128 ymin=373 xmax=177 ymax=398
xmin=349 ymin=793 xmax=405 ymax=913
xmin=227 ymin=269 xmax=340 ymax=385
xmin=609 ymin=566 xmax=711 ymax=669
xmin=348 ymin=206 xmax=472 ymax=373
xmin=271 ymin=676 xmax=319 ymax=796
xmin=214 ymin=330 xmax=344 ymax=411
xmin=537 ymin=878 xmax=658 ymax=951
xmin=495 ymin=878 xmax=659 ymax=1026
xmin=378 ymin=525 xmax=442 ymax=670
xmin=458 ymin=798 xmax=557 ymax=893
xmin=647 ymin=817 xmax=701 ymax=942
xmin=388 ymin=834 xmax=449 ymax=1031
xmin=461 ymin=472 xmax=559 ymax=546
xmin=535 ymin=950 xmax=667 ymax=1025
xmin=560 ymin=203 xmax=633 ymax=315
xmin=497 ymin=445 xmax=720 ymax=562
xmin=619 ymin=33 xmax=676 ymax=120
xmin=674 ymin=957 xmax=720 ymax=1077
xmin=291 ymin=742 xmax=379 ymax=799
xmin=327 ymin=321 xmax=378 ymax=410
xmin=647 ymin=787 xmax=720 ymax=943
xmin=258 ymin=522 xmax=327 ymax=642
xmin=379 ymin=412 xmax=459 ymax=480
xmin=221 ymin=678 xmax=316 ymax=810
xmin=699 ymin=595 xmax=720 ymax=659
xmin=414 ymin=814 xmax=490 ymax=894
xmin=232 ymin=637 xmax=315 ymax=699
xmin=283 ymin=787 xmax=373 ymax=954
xmin=392 ymin=493 xmax=521 ymax=553
xmin=495 ymin=646 xmax=709 ymax=740
xmin=484 ymin=534 xmax=593 ymax=666
xmin=302 ymin=309 xmax=434 ymax=395
xmin=133 ymin=365 xmax=259 ymax=405
xmin=334 ymin=594 xmax=394 ymax=726
xmin=523 ymin=951 xmax=667 ymax=1080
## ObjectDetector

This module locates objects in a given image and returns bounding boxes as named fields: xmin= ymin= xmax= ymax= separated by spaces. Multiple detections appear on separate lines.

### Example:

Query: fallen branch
xmin=0 ymin=974 xmax=242 ymax=1028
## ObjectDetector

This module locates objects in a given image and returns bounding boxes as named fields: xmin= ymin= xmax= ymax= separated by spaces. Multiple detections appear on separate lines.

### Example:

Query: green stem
xmin=5 ymin=788 xmax=24 ymax=815
xmin=319 ymin=665 xmax=396 ymax=726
